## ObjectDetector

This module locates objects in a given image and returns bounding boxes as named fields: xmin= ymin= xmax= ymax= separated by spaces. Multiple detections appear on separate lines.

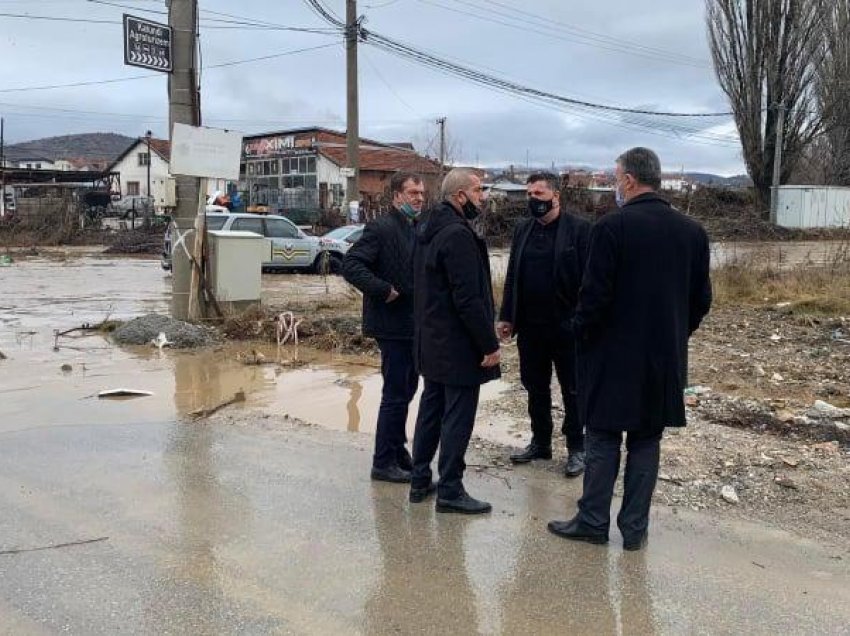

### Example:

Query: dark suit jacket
xmin=499 ymin=209 xmax=590 ymax=334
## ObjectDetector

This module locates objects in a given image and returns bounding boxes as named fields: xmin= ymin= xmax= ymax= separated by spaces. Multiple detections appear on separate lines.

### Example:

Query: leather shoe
xmin=564 ymin=450 xmax=586 ymax=478
xmin=409 ymin=482 xmax=437 ymax=503
xmin=370 ymin=465 xmax=411 ymax=483
xmin=510 ymin=443 xmax=552 ymax=464
xmin=623 ymin=533 xmax=648 ymax=551
xmin=547 ymin=517 xmax=608 ymax=545
xmin=436 ymin=492 xmax=492 ymax=515
xmin=397 ymin=448 xmax=413 ymax=472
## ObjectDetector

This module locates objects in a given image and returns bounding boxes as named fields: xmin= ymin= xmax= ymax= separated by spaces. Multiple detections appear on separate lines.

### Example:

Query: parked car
xmin=112 ymin=195 xmax=154 ymax=219
xmin=160 ymin=212 xmax=348 ymax=274
xmin=320 ymin=224 xmax=365 ymax=255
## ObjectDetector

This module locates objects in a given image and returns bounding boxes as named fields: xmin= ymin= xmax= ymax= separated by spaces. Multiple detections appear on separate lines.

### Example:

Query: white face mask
xmin=614 ymin=183 xmax=625 ymax=207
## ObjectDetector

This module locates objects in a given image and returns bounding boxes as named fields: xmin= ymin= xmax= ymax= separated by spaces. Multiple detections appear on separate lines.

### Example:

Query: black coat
xmin=342 ymin=209 xmax=415 ymax=340
xmin=413 ymin=202 xmax=501 ymax=387
xmin=572 ymin=193 xmax=712 ymax=433
xmin=499 ymin=209 xmax=590 ymax=333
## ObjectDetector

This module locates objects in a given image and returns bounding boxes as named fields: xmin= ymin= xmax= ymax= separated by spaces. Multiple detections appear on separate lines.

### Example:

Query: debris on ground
xmin=0 ymin=350 xmax=7 ymax=360
xmin=112 ymin=313 xmax=214 ymax=348
xmin=721 ymin=485 xmax=740 ymax=504
xmin=102 ymin=230 xmax=163 ymax=255
xmin=97 ymin=388 xmax=154 ymax=399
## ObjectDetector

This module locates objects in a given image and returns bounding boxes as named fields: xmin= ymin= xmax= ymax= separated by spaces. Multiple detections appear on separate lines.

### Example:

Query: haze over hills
xmin=4 ymin=133 xmax=134 ymax=162
xmin=4 ymin=133 xmax=753 ymax=187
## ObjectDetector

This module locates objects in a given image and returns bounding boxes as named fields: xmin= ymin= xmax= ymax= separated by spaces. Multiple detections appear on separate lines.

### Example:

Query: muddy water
xmin=1 ymin=250 xmax=516 ymax=445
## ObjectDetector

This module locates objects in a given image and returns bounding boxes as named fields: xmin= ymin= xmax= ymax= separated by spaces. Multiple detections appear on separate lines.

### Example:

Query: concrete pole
xmin=437 ymin=116 xmax=446 ymax=175
xmin=770 ymin=101 xmax=786 ymax=224
xmin=345 ymin=0 xmax=360 ymax=212
xmin=168 ymin=0 xmax=202 ymax=320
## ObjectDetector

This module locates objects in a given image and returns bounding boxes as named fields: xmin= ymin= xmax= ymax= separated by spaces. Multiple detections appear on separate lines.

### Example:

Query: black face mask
xmin=528 ymin=197 xmax=553 ymax=219
xmin=461 ymin=197 xmax=480 ymax=221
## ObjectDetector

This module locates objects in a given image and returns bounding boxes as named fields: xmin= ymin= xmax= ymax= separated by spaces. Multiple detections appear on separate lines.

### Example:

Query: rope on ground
xmin=275 ymin=311 xmax=303 ymax=347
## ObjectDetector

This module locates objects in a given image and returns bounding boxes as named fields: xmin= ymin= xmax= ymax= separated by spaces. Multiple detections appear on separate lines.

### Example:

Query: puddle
xmin=0 ymin=251 xmax=514 ymax=445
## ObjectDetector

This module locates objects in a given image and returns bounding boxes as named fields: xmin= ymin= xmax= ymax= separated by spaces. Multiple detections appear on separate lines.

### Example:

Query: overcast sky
xmin=0 ymin=0 xmax=746 ymax=175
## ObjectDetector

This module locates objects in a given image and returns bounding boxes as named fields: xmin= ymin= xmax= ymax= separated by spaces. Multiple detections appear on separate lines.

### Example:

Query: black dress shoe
xmin=509 ymin=443 xmax=552 ymax=464
xmin=409 ymin=482 xmax=437 ymax=503
xmin=370 ymin=465 xmax=412 ymax=483
xmin=623 ymin=533 xmax=648 ymax=551
xmin=564 ymin=450 xmax=586 ymax=478
xmin=547 ymin=517 xmax=608 ymax=545
xmin=397 ymin=448 xmax=413 ymax=472
xmin=436 ymin=492 xmax=492 ymax=515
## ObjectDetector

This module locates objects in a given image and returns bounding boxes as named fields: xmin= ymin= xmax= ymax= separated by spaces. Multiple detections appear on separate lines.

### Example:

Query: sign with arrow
xmin=123 ymin=14 xmax=172 ymax=73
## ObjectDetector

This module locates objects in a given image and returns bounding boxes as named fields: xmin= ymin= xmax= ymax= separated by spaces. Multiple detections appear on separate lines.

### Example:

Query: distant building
xmin=13 ymin=157 xmax=55 ymax=170
xmin=660 ymin=175 xmax=696 ymax=193
xmin=240 ymin=127 xmax=441 ymax=223
xmin=108 ymin=137 xmax=172 ymax=210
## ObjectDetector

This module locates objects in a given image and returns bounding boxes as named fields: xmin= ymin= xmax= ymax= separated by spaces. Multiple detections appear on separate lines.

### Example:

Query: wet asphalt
xmin=0 ymin=417 xmax=848 ymax=635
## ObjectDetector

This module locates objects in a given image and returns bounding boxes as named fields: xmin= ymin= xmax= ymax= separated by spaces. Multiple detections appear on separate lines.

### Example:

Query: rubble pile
xmin=112 ymin=313 xmax=214 ymax=348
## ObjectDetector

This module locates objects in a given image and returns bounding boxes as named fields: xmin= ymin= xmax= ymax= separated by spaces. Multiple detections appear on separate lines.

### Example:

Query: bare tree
xmin=707 ymin=0 xmax=823 ymax=215
xmin=813 ymin=0 xmax=850 ymax=185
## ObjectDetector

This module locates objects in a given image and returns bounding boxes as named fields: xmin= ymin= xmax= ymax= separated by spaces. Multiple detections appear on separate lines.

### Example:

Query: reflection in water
xmin=364 ymin=487 xmax=479 ymax=634
xmin=346 ymin=380 xmax=364 ymax=432
xmin=616 ymin=552 xmax=656 ymax=636
xmin=142 ymin=355 xmax=251 ymax=633
xmin=170 ymin=348 xmax=269 ymax=417
xmin=499 ymin=485 xmax=619 ymax=635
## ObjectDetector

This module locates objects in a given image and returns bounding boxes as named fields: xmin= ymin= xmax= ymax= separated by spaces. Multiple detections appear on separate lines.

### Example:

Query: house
xmin=14 ymin=157 xmax=55 ymax=170
xmin=108 ymin=137 xmax=173 ymax=210
xmin=240 ymin=127 xmax=441 ymax=223
xmin=660 ymin=175 xmax=695 ymax=193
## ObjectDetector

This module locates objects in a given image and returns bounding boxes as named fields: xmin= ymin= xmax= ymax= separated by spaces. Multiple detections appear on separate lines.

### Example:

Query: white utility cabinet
xmin=207 ymin=230 xmax=270 ymax=305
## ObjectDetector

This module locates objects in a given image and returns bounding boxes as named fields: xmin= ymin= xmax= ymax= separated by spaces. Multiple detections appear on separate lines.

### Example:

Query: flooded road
xmin=0 ymin=249 xmax=515 ymax=445
xmin=1 ymin=248 xmax=849 ymax=633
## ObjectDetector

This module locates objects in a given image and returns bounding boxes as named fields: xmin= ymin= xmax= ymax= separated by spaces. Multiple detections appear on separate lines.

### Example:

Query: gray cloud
xmin=0 ymin=0 xmax=744 ymax=175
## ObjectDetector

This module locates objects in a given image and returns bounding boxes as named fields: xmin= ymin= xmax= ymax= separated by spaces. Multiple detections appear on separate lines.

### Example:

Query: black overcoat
xmin=413 ymin=202 xmax=501 ymax=387
xmin=572 ymin=193 xmax=712 ymax=433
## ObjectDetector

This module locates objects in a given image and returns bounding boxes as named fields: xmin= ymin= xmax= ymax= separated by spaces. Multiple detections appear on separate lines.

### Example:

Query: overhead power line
xmin=303 ymin=0 xmax=730 ymax=119
xmin=0 ymin=42 xmax=339 ymax=93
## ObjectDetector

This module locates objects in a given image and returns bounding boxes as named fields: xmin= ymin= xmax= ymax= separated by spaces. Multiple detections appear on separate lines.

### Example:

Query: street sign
xmin=123 ymin=14 xmax=172 ymax=73
xmin=340 ymin=167 xmax=356 ymax=178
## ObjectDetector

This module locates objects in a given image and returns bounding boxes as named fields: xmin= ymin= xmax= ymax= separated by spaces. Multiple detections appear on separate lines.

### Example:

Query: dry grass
xmin=713 ymin=242 xmax=850 ymax=316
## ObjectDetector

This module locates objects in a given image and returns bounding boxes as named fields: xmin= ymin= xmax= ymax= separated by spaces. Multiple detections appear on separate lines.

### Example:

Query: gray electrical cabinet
xmin=208 ymin=230 xmax=271 ymax=312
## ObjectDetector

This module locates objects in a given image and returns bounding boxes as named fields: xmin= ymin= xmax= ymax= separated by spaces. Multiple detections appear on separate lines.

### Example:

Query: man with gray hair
xmin=410 ymin=168 xmax=501 ymax=514
xmin=548 ymin=147 xmax=712 ymax=550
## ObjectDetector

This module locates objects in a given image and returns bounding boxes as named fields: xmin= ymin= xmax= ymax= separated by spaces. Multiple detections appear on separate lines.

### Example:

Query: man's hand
xmin=496 ymin=321 xmax=513 ymax=341
xmin=385 ymin=287 xmax=400 ymax=303
xmin=481 ymin=348 xmax=501 ymax=368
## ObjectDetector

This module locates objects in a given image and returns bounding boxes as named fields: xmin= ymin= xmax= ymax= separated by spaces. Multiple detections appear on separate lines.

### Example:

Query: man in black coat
xmin=548 ymin=147 xmax=712 ymax=550
xmin=342 ymin=171 xmax=426 ymax=483
xmin=410 ymin=168 xmax=501 ymax=514
xmin=497 ymin=172 xmax=590 ymax=477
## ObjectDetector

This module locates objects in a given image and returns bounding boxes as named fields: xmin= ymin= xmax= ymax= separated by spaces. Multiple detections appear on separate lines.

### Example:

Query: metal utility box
xmin=207 ymin=230 xmax=271 ymax=312
xmin=774 ymin=186 xmax=850 ymax=228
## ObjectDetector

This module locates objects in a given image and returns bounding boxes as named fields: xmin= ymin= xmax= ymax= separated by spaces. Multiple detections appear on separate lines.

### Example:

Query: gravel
xmin=112 ymin=313 xmax=214 ymax=348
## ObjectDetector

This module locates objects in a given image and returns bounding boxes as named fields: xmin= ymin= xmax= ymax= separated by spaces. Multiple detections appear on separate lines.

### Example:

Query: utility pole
xmin=0 ymin=117 xmax=5 ymax=218
xmin=168 ymin=0 xmax=202 ymax=321
xmin=770 ymin=101 xmax=786 ymax=223
xmin=436 ymin=116 xmax=446 ymax=175
xmin=345 ymin=0 xmax=360 ymax=215
xmin=145 ymin=129 xmax=152 ymax=225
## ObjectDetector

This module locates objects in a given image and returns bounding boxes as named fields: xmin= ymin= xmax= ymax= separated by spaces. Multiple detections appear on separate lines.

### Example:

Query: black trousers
xmin=517 ymin=325 xmax=584 ymax=451
xmin=576 ymin=428 xmax=662 ymax=540
xmin=373 ymin=338 xmax=419 ymax=469
xmin=411 ymin=379 xmax=480 ymax=499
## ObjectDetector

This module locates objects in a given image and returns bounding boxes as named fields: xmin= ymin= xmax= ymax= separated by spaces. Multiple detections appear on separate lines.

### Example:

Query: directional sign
xmin=123 ymin=14 xmax=172 ymax=73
